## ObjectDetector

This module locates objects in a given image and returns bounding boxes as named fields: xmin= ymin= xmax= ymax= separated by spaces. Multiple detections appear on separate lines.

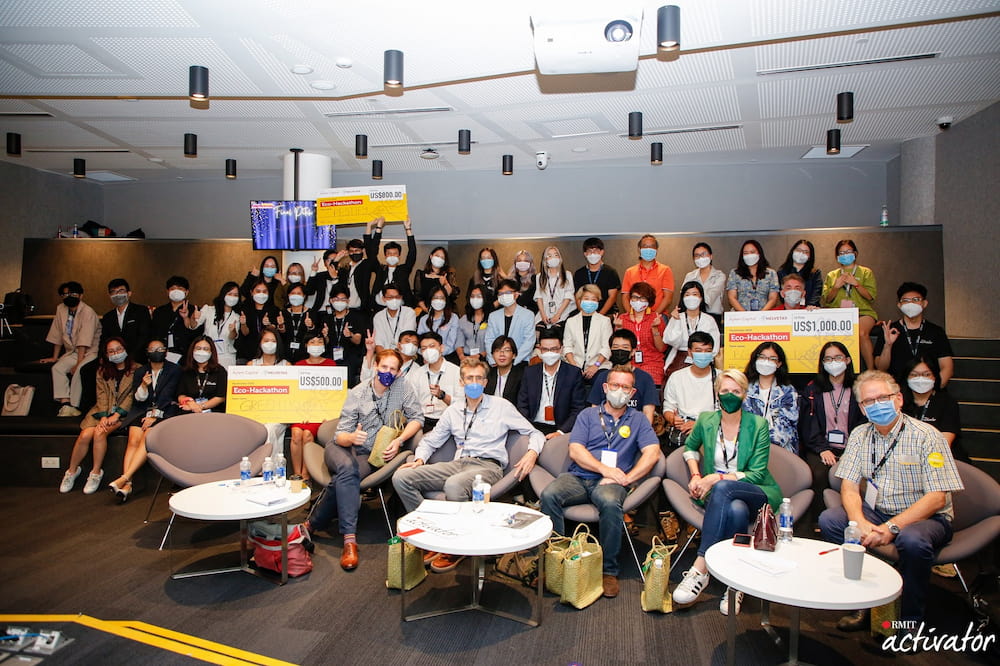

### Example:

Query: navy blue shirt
xmin=569 ymin=405 xmax=659 ymax=479
xmin=588 ymin=367 xmax=657 ymax=411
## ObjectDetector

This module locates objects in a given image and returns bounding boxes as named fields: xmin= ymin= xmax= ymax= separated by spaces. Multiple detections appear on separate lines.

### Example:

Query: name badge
xmin=544 ymin=405 xmax=555 ymax=421
xmin=633 ymin=349 xmax=644 ymax=363
xmin=864 ymin=479 xmax=879 ymax=508
xmin=898 ymin=454 xmax=919 ymax=465
xmin=166 ymin=352 xmax=182 ymax=365
xmin=289 ymin=341 xmax=301 ymax=350
xmin=167 ymin=333 xmax=174 ymax=348
xmin=469 ymin=347 xmax=480 ymax=356
xmin=827 ymin=429 xmax=845 ymax=446
xmin=600 ymin=449 xmax=618 ymax=468
xmin=332 ymin=347 xmax=344 ymax=361
xmin=145 ymin=408 xmax=163 ymax=419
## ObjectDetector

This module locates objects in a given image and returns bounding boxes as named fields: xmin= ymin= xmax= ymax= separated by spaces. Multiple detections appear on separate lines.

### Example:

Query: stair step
xmin=950 ymin=338 xmax=1000 ymax=358
xmin=958 ymin=402 xmax=1000 ymax=429
xmin=953 ymin=357 xmax=1000 ymax=381
xmin=947 ymin=378 xmax=1000 ymax=403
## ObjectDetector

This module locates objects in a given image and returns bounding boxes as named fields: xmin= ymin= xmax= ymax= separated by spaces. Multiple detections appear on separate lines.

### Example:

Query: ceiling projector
xmin=531 ymin=10 xmax=643 ymax=75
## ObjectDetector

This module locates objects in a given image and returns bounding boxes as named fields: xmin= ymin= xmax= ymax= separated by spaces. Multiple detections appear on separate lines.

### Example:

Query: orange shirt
xmin=621 ymin=261 xmax=675 ymax=311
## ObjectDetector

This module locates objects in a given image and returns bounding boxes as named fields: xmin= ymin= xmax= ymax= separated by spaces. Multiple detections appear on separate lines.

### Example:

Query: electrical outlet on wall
xmin=41 ymin=456 xmax=60 ymax=468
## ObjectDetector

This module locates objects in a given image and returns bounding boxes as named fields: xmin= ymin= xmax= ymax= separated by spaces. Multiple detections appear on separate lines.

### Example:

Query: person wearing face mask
xmin=237 ymin=277 xmax=282 ymax=363
xmin=150 ymin=275 xmax=201 ymax=360
xmin=469 ymin=247 xmax=506 ymax=309
xmin=873 ymin=281 xmax=953 ymax=388
xmin=673 ymin=370 xmax=781 ymax=615
xmin=822 ymin=239 xmax=877 ymax=370
xmin=280 ymin=283 xmax=317 ymax=362
xmin=407 ymin=331 xmax=461 ymax=432
xmin=588 ymin=330 xmax=658 ymax=425
xmin=484 ymin=279 xmax=536 ymax=366
xmin=663 ymin=332 xmax=719 ymax=441
xmin=614 ymin=281 xmax=666 ymax=386
xmin=772 ymin=273 xmax=819 ymax=311
xmin=415 ymin=246 xmax=459 ymax=313
xmin=778 ymin=239 xmax=823 ymax=307
xmin=573 ymin=237 xmax=621 ymax=316
xmin=241 ymin=255 xmax=284 ymax=304
xmin=798 ymin=341 xmax=865 ymax=530
xmin=369 ymin=216 xmax=417 ymax=309
xmin=290 ymin=335 xmax=339 ymax=486
xmin=417 ymin=286 xmax=460 ymax=359
xmin=190 ymin=281 xmax=241 ymax=368
xmin=562 ymin=285 xmax=612 ymax=380
xmin=306 ymin=349 xmax=423 ymax=571
xmin=540 ymin=365 xmax=660 ymax=598
xmin=662 ymin=281 xmax=721 ymax=381
xmin=177 ymin=335 xmax=228 ymax=413
xmin=393 ymin=358 xmax=545 ymax=572
xmin=43 ymin=281 xmax=102 ymax=417
xmin=742 ymin=342 xmax=799 ymax=453
xmin=516 ymin=329 xmax=586 ymax=439
xmin=320 ymin=285 xmax=367 ymax=387
xmin=819 ymin=370 xmax=963 ymax=630
xmin=726 ymin=240 xmax=780 ymax=312
xmin=458 ymin=285 xmax=493 ymax=364
xmin=372 ymin=284 xmax=417 ymax=354
xmin=485 ymin=336 xmax=526 ymax=404
xmin=273 ymin=262 xmax=308 ymax=310
xmin=100 ymin=278 xmax=151 ymax=365
xmin=360 ymin=330 xmax=419 ymax=385
xmin=901 ymin=353 xmax=967 ymax=464
xmin=681 ymin=242 xmax=726 ymax=326
xmin=534 ymin=245 xmax=576 ymax=333
xmin=306 ymin=247 xmax=349 ymax=309
xmin=507 ymin=249 xmax=538 ymax=313
xmin=247 ymin=329 xmax=291 ymax=458
xmin=59 ymin=337 xmax=136 ymax=495
xmin=620 ymin=234 xmax=674 ymax=315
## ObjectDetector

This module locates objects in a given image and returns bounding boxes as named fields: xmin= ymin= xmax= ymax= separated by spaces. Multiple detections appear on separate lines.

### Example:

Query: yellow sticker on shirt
xmin=479 ymin=322 xmax=487 ymax=330
xmin=927 ymin=452 xmax=944 ymax=468
xmin=618 ymin=425 xmax=631 ymax=438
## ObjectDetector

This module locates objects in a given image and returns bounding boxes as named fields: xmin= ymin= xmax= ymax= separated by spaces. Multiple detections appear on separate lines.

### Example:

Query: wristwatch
xmin=886 ymin=521 xmax=900 ymax=535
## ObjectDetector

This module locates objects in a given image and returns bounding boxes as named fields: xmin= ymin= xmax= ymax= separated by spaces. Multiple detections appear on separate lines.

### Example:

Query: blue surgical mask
xmin=480 ymin=258 xmax=494 ymax=270
xmin=464 ymin=382 xmax=485 ymax=399
xmin=377 ymin=371 xmax=396 ymax=387
xmin=580 ymin=300 xmax=599 ymax=314
xmin=837 ymin=253 xmax=856 ymax=266
xmin=262 ymin=266 xmax=277 ymax=278
xmin=865 ymin=401 xmax=898 ymax=426
xmin=691 ymin=352 xmax=715 ymax=368
xmin=639 ymin=248 xmax=657 ymax=262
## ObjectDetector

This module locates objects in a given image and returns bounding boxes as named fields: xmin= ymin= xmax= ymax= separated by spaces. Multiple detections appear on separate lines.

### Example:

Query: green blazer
xmin=684 ymin=410 xmax=782 ymax=511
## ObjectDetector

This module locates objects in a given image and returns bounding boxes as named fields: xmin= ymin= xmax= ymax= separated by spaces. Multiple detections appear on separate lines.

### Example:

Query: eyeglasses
xmin=498 ymin=290 xmax=516 ymax=296
xmin=463 ymin=375 xmax=486 ymax=383
xmin=693 ymin=251 xmax=710 ymax=259
xmin=908 ymin=371 xmax=934 ymax=379
xmin=538 ymin=346 xmax=561 ymax=353
xmin=495 ymin=347 xmax=513 ymax=354
xmin=837 ymin=249 xmax=855 ymax=256
xmin=860 ymin=393 xmax=898 ymax=408
xmin=899 ymin=297 xmax=923 ymax=304
xmin=606 ymin=382 xmax=634 ymax=391
xmin=148 ymin=347 xmax=167 ymax=353
xmin=756 ymin=354 xmax=780 ymax=363
xmin=822 ymin=355 xmax=847 ymax=363
xmin=109 ymin=288 xmax=128 ymax=296
xmin=106 ymin=347 xmax=125 ymax=355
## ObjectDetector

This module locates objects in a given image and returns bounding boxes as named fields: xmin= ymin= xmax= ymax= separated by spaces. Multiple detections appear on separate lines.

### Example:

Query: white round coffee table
xmin=397 ymin=501 xmax=552 ymax=626
xmin=706 ymin=536 xmax=902 ymax=665
xmin=168 ymin=479 xmax=311 ymax=585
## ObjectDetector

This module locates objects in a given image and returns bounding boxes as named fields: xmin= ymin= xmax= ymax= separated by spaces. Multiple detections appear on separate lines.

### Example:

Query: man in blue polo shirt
xmin=540 ymin=365 xmax=660 ymax=598
xmin=587 ymin=329 xmax=657 ymax=424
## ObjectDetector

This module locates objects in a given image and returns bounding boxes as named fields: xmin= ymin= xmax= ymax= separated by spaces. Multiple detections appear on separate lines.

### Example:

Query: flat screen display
xmin=250 ymin=200 xmax=335 ymax=251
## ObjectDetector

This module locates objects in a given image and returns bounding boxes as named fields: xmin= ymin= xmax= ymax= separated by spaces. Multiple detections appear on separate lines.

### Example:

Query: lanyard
xmin=463 ymin=402 xmax=481 ymax=441
xmin=918 ymin=394 xmax=933 ymax=422
xmin=684 ymin=312 xmax=702 ymax=338
xmin=543 ymin=368 xmax=558 ymax=404
xmin=289 ymin=311 xmax=305 ymax=338
xmin=370 ymin=385 xmax=388 ymax=423
xmin=386 ymin=310 xmax=401 ymax=341
xmin=217 ymin=310 xmax=234 ymax=335
xmin=426 ymin=369 xmax=443 ymax=388
xmin=546 ymin=274 xmax=559 ymax=299
xmin=901 ymin=320 xmax=924 ymax=357
xmin=586 ymin=267 xmax=602 ymax=284
xmin=148 ymin=368 xmax=161 ymax=402
xmin=760 ymin=385 xmax=773 ymax=420
xmin=196 ymin=371 xmax=209 ymax=399
xmin=582 ymin=316 xmax=592 ymax=353
xmin=830 ymin=386 xmax=848 ymax=428
xmin=330 ymin=316 xmax=346 ymax=342
xmin=717 ymin=424 xmax=738 ymax=468
xmin=870 ymin=423 xmax=905 ymax=480
xmin=598 ymin=407 xmax=622 ymax=448
xmin=843 ymin=267 xmax=858 ymax=295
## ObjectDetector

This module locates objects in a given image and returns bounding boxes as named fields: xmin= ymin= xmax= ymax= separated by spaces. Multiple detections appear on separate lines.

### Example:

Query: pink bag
xmin=248 ymin=523 xmax=313 ymax=577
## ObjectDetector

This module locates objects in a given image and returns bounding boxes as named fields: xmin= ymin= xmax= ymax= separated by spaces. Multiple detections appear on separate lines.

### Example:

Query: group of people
xmin=46 ymin=219 xmax=967 ymax=630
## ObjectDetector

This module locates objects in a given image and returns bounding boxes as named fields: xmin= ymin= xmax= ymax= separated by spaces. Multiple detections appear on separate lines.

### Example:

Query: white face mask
xmin=385 ymin=298 xmax=402 ymax=311
xmin=252 ymin=292 xmax=269 ymax=305
xmin=630 ymin=299 xmax=648 ymax=312
xmin=307 ymin=345 xmax=326 ymax=358
xmin=783 ymin=290 xmax=803 ymax=306
xmin=431 ymin=299 xmax=447 ymax=311
xmin=260 ymin=341 xmax=278 ymax=355
xmin=515 ymin=260 xmax=531 ymax=272
xmin=193 ymin=349 xmax=212 ymax=364
xmin=224 ymin=295 xmax=239 ymax=307
xmin=755 ymin=359 xmax=777 ymax=376
xmin=332 ymin=300 xmax=348 ymax=312
xmin=899 ymin=302 xmax=924 ymax=318
xmin=398 ymin=342 xmax=416 ymax=357
xmin=421 ymin=347 xmax=441 ymax=364
xmin=288 ymin=294 xmax=305 ymax=307
xmin=694 ymin=256 xmax=711 ymax=269
xmin=540 ymin=351 xmax=561 ymax=366
xmin=430 ymin=255 xmax=446 ymax=269
xmin=469 ymin=297 xmax=484 ymax=310
xmin=743 ymin=253 xmax=760 ymax=267
xmin=287 ymin=274 xmax=303 ymax=283
xmin=168 ymin=289 xmax=186 ymax=302
xmin=907 ymin=376 xmax=935 ymax=394
xmin=823 ymin=360 xmax=847 ymax=377
xmin=586 ymin=253 xmax=602 ymax=266
xmin=385 ymin=255 xmax=400 ymax=266
xmin=545 ymin=257 xmax=561 ymax=269
xmin=792 ymin=251 xmax=810 ymax=265
xmin=682 ymin=295 xmax=701 ymax=310
xmin=606 ymin=387 xmax=631 ymax=409
xmin=498 ymin=293 xmax=516 ymax=308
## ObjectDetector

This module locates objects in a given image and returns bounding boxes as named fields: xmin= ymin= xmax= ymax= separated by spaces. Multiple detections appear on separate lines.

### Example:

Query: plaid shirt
xmin=335 ymin=378 xmax=423 ymax=453
xmin=836 ymin=414 xmax=963 ymax=520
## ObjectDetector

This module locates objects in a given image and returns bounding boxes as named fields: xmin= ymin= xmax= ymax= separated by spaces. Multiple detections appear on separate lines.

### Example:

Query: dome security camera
xmin=536 ymin=151 xmax=549 ymax=169
xmin=937 ymin=116 xmax=954 ymax=130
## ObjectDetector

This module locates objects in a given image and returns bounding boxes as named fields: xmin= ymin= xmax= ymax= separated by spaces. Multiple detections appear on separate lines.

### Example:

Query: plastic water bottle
xmin=262 ymin=456 xmax=274 ymax=483
xmin=879 ymin=204 xmax=889 ymax=228
xmin=844 ymin=520 xmax=862 ymax=545
xmin=778 ymin=497 xmax=794 ymax=543
xmin=471 ymin=474 xmax=485 ymax=512
xmin=275 ymin=453 xmax=287 ymax=487
xmin=239 ymin=456 xmax=251 ymax=485
xmin=72 ymin=223 xmax=79 ymax=238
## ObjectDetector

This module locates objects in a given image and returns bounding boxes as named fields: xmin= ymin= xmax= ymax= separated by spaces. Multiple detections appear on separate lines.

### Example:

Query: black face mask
xmin=63 ymin=296 xmax=80 ymax=308
xmin=349 ymin=252 xmax=364 ymax=262
xmin=609 ymin=349 xmax=632 ymax=366
xmin=147 ymin=351 xmax=167 ymax=363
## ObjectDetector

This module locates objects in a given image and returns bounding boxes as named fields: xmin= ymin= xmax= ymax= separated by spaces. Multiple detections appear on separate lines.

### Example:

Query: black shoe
xmin=837 ymin=609 xmax=869 ymax=632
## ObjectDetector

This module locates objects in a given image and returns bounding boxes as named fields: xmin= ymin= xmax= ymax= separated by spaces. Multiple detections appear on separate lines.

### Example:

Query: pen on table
xmin=818 ymin=547 xmax=840 ymax=555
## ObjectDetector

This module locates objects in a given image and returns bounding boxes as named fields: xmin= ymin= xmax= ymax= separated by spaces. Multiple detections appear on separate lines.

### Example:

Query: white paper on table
xmin=415 ymin=499 xmax=462 ymax=514
xmin=246 ymin=489 xmax=287 ymax=506
xmin=738 ymin=551 xmax=798 ymax=576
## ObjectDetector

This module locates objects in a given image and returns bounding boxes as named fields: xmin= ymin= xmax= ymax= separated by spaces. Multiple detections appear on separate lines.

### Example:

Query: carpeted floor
xmin=0 ymin=485 xmax=997 ymax=665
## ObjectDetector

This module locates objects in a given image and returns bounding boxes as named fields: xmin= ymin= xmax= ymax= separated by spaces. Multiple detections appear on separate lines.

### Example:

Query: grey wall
xmin=900 ymin=136 xmax=936 ymax=226
xmin=938 ymin=102 xmax=1000 ymax=338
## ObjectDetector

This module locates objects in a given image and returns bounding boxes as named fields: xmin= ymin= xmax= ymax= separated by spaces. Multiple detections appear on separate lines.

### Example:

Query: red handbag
xmin=751 ymin=503 xmax=778 ymax=552
xmin=248 ymin=522 xmax=313 ymax=577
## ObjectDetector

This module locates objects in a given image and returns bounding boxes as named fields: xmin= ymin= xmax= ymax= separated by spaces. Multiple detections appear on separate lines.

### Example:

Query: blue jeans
xmin=307 ymin=443 xmax=371 ymax=536
xmin=819 ymin=504 xmax=952 ymax=623
xmin=540 ymin=473 xmax=628 ymax=576
xmin=698 ymin=480 xmax=769 ymax=557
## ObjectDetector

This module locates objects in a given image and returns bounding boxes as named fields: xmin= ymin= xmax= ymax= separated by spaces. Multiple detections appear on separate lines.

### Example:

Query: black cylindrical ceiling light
xmin=355 ymin=134 xmax=368 ymax=159
xmin=502 ymin=154 xmax=513 ymax=175
xmin=657 ymin=5 xmax=681 ymax=52
xmin=372 ymin=159 xmax=383 ymax=180
xmin=184 ymin=132 xmax=197 ymax=157
xmin=6 ymin=132 xmax=21 ymax=156
xmin=189 ymin=65 xmax=209 ymax=100
xmin=826 ymin=129 xmax=841 ymax=155
xmin=225 ymin=158 xmax=237 ymax=179
xmin=628 ymin=111 xmax=643 ymax=139
xmin=651 ymin=142 xmax=663 ymax=165
xmin=837 ymin=91 xmax=854 ymax=123
xmin=384 ymin=50 xmax=404 ymax=89
xmin=458 ymin=129 xmax=471 ymax=155
xmin=73 ymin=158 xmax=86 ymax=178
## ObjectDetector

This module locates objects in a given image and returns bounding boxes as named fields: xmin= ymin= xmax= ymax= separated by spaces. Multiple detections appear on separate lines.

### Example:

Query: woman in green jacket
xmin=672 ymin=369 xmax=781 ymax=616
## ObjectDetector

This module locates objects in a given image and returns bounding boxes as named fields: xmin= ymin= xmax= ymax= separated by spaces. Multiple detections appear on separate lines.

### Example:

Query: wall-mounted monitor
xmin=250 ymin=200 xmax=335 ymax=251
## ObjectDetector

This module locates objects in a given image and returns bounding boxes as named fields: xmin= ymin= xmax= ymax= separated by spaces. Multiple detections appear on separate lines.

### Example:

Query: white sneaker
xmin=57 ymin=405 xmax=81 ymax=417
xmin=60 ymin=467 xmax=81 ymax=493
xmin=83 ymin=470 xmax=104 ymax=494
xmin=673 ymin=567 xmax=710 ymax=605
xmin=720 ymin=587 xmax=744 ymax=616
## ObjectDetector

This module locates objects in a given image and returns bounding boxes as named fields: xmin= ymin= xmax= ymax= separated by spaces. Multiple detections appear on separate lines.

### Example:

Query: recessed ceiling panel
xmin=635 ymin=51 xmax=736 ymax=89
xmin=1 ymin=119 xmax=116 ymax=147
xmin=0 ymin=43 xmax=113 ymax=74
xmin=86 ymin=119 xmax=328 ymax=148
xmin=403 ymin=117 xmax=505 ymax=145
xmin=327 ymin=121 xmax=415 ymax=148
xmin=0 ymin=0 xmax=197 ymax=27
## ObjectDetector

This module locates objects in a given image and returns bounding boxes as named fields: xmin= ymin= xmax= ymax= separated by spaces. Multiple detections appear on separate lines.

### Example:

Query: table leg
xmin=239 ymin=519 xmax=248 ymax=570
xmin=726 ymin=591 xmax=736 ymax=666
xmin=279 ymin=512 xmax=289 ymax=585
xmin=761 ymin=599 xmax=782 ymax=646
xmin=533 ymin=542 xmax=544 ymax=626
xmin=472 ymin=557 xmax=484 ymax=606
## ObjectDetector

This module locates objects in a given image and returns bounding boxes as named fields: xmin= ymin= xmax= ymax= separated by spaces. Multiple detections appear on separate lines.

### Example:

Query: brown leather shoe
xmin=340 ymin=542 xmax=359 ymax=571
xmin=602 ymin=574 xmax=619 ymax=598
xmin=422 ymin=550 xmax=439 ymax=566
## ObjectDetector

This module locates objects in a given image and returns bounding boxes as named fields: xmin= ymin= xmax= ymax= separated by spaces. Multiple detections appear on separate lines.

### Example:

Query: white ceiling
xmin=0 ymin=0 xmax=998 ymax=183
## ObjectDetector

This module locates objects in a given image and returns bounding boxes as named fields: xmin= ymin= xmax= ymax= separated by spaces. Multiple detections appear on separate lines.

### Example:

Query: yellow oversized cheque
xmin=226 ymin=365 xmax=348 ymax=424
xmin=723 ymin=309 xmax=860 ymax=374
xmin=316 ymin=185 xmax=408 ymax=226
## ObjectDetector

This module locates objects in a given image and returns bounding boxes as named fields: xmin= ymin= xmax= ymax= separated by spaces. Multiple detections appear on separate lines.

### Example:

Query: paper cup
xmin=842 ymin=543 xmax=865 ymax=580
xmin=289 ymin=475 xmax=304 ymax=493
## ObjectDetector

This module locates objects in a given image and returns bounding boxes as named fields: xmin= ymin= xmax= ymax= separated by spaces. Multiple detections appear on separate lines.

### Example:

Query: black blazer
xmin=101 ymin=302 xmax=151 ymax=363
xmin=516 ymin=362 xmax=586 ymax=433
xmin=126 ymin=361 xmax=182 ymax=422
xmin=369 ymin=230 xmax=417 ymax=307
xmin=486 ymin=362 xmax=526 ymax=404
xmin=798 ymin=381 xmax=865 ymax=455
xmin=150 ymin=303 xmax=202 ymax=357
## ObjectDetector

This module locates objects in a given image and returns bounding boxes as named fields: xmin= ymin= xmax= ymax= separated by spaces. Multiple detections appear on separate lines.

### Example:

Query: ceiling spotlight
xmin=372 ymin=159 xmax=383 ymax=180
xmin=310 ymin=80 xmax=336 ymax=90
xmin=355 ymin=134 xmax=368 ymax=159
xmin=384 ymin=50 xmax=404 ymax=89
xmin=657 ymin=5 xmax=681 ymax=52
xmin=651 ymin=142 xmax=663 ymax=165
xmin=184 ymin=132 xmax=197 ymax=157
xmin=458 ymin=129 xmax=471 ymax=155
xmin=73 ymin=158 xmax=86 ymax=178
xmin=225 ymin=158 xmax=237 ymax=179
xmin=827 ymin=129 xmax=841 ymax=154
xmin=502 ymin=154 xmax=513 ymax=175
xmin=290 ymin=64 xmax=313 ymax=75
xmin=837 ymin=92 xmax=854 ymax=123
xmin=6 ymin=132 xmax=21 ymax=156
xmin=628 ymin=111 xmax=643 ymax=139
xmin=188 ymin=65 xmax=208 ymax=100
xmin=420 ymin=148 xmax=439 ymax=160
xmin=604 ymin=20 xmax=633 ymax=43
